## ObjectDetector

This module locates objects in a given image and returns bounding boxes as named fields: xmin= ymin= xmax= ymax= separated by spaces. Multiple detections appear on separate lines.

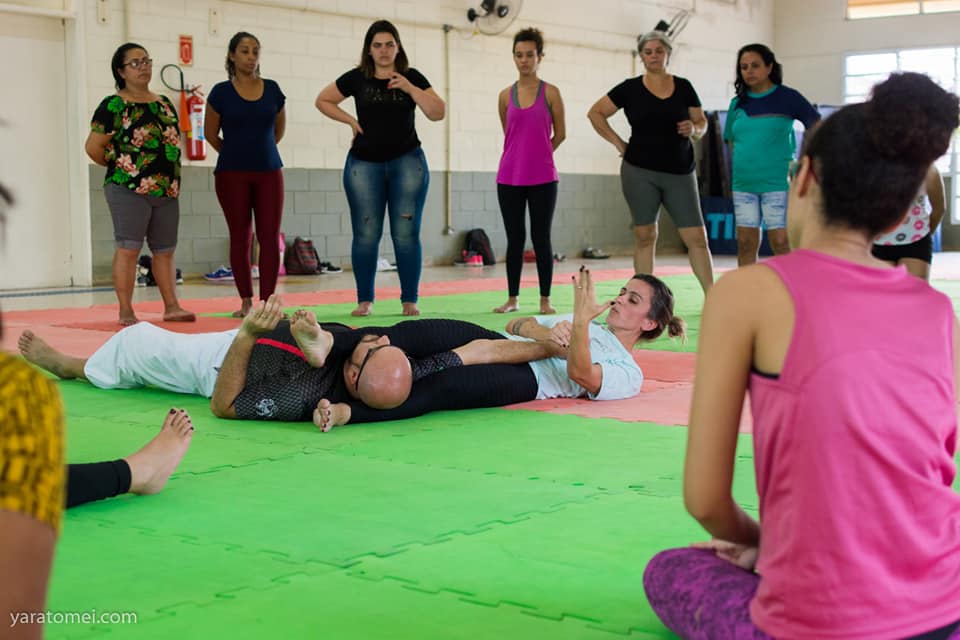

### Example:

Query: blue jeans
xmin=343 ymin=147 xmax=429 ymax=303
xmin=732 ymin=191 xmax=788 ymax=229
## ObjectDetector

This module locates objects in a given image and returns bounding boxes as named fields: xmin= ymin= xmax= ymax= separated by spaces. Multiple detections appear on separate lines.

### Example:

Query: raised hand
xmin=572 ymin=267 xmax=612 ymax=326
xmin=386 ymin=72 xmax=413 ymax=94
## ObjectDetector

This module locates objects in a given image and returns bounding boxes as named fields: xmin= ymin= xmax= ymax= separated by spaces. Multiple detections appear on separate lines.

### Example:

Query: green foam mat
xmin=40 ymin=273 xmax=960 ymax=638
xmin=51 ymin=382 xmax=712 ymax=639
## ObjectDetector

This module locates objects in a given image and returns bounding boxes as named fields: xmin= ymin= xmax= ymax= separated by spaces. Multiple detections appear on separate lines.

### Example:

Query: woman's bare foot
xmin=163 ymin=306 xmax=197 ymax=322
xmin=119 ymin=311 xmax=139 ymax=326
xmin=290 ymin=309 xmax=333 ymax=367
xmin=231 ymin=298 xmax=254 ymax=318
xmin=351 ymin=302 xmax=373 ymax=317
xmin=402 ymin=302 xmax=420 ymax=316
xmin=313 ymin=399 xmax=351 ymax=433
xmin=494 ymin=298 xmax=519 ymax=313
xmin=539 ymin=297 xmax=556 ymax=314
xmin=18 ymin=330 xmax=87 ymax=379
xmin=125 ymin=409 xmax=194 ymax=496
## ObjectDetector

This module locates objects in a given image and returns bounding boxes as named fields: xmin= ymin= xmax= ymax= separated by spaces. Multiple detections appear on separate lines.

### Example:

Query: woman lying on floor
xmin=644 ymin=72 xmax=960 ymax=639
xmin=312 ymin=270 xmax=685 ymax=430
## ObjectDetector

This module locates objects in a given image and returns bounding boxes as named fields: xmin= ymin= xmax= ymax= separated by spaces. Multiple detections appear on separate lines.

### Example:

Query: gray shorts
xmin=620 ymin=162 xmax=704 ymax=228
xmin=104 ymin=183 xmax=180 ymax=252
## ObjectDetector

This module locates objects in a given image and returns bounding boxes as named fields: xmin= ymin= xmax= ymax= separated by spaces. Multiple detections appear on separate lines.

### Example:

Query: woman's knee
xmin=633 ymin=224 xmax=658 ymax=247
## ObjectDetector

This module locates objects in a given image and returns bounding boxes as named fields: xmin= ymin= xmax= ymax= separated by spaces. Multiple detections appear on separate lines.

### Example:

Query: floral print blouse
xmin=90 ymin=94 xmax=181 ymax=198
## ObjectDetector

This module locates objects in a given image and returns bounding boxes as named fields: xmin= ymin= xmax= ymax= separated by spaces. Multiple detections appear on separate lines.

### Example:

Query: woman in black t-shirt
xmin=315 ymin=20 xmax=445 ymax=317
xmin=588 ymin=31 xmax=714 ymax=293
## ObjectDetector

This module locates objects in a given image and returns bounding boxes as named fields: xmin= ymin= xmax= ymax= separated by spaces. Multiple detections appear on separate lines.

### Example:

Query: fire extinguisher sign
xmin=179 ymin=35 xmax=193 ymax=66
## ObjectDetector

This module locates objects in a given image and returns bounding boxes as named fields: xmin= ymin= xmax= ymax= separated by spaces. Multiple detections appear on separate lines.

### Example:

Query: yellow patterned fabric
xmin=0 ymin=353 xmax=65 ymax=533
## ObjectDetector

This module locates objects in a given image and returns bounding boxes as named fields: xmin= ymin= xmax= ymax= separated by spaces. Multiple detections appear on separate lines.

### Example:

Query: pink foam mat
xmin=504 ymin=350 xmax=753 ymax=433
xmin=1 ymin=266 xmax=732 ymax=432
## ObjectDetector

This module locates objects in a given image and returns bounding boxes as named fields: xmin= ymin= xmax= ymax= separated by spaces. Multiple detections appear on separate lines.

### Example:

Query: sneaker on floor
xmin=319 ymin=261 xmax=343 ymax=273
xmin=376 ymin=258 xmax=397 ymax=272
xmin=251 ymin=265 xmax=260 ymax=279
xmin=175 ymin=268 xmax=184 ymax=284
xmin=204 ymin=266 xmax=234 ymax=282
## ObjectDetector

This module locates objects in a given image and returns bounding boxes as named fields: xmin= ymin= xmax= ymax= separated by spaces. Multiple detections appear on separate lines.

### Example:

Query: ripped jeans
xmin=343 ymin=147 xmax=429 ymax=304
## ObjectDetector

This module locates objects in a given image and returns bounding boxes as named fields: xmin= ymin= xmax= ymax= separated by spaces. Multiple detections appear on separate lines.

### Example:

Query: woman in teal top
xmin=724 ymin=44 xmax=819 ymax=266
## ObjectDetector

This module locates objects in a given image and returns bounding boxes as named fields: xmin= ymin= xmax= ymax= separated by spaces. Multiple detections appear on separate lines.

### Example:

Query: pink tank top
xmin=749 ymin=249 xmax=960 ymax=639
xmin=496 ymin=81 xmax=558 ymax=186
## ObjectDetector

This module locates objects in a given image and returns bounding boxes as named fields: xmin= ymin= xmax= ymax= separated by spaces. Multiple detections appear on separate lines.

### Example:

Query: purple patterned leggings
xmin=643 ymin=548 xmax=960 ymax=640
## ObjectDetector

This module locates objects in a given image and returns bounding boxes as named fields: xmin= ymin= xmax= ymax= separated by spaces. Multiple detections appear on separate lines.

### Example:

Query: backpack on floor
xmin=465 ymin=228 xmax=496 ymax=266
xmin=284 ymin=237 xmax=321 ymax=275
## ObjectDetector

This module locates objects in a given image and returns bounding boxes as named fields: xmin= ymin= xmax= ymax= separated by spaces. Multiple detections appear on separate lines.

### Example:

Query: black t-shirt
xmin=234 ymin=321 xmax=352 ymax=422
xmin=335 ymin=67 xmax=431 ymax=162
xmin=233 ymin=319 xmax=490 ymax=422
xmin=607 ymin=75 xmax=702 ymax=174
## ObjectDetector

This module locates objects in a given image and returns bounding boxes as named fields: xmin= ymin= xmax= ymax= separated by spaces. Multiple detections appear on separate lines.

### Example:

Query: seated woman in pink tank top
xmin=644 ymin=72 xmax=960 ymax=639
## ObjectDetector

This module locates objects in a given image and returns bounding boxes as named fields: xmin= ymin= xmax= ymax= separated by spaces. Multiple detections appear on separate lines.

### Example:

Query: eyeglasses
xmin=353 ymin=344 xmax=388 ymax=392
xmin=123 ymin=57 xmax=153 ymax=70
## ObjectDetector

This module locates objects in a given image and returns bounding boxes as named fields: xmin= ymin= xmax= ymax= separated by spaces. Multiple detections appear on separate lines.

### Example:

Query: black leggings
xmin=344 ymin=320 xmax=539 ymax=424
xmin=497 ymin=182 xmax=558 ymax=298
xmin=66 ymin=460 xmax=131 ymax=508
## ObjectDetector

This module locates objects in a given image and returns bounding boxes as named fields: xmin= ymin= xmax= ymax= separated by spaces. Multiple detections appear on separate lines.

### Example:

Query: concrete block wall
xmin=90 ymin=165 xmax=688 ymax=280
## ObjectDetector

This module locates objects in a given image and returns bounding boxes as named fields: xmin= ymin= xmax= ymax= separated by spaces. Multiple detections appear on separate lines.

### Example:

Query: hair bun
xmin=867 ymin=72 xmax=959 ymax=164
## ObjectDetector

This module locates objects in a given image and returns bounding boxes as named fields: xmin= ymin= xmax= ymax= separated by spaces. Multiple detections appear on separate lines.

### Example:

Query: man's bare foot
xmin=163 ymin=306 xmax=197 ymax=322
xmin=402 ymin=302 xmax=420 ymax=316
xmin=119 ymin=311 xmax=139 ymax=326
xmin=313 ymin=399 xmax=351 ymax=433
xmin=17 ymin=330 xmax=86 ymax=379
xmin=125 ymin=409 xmax=194 ymax=496
xmin=494 ymin=299 xmax=519 ymax=313
xmin=539 ymin=298 xmax=556 ymax=314
xmin=351 ymin=302 xmax=373 ymax=317
xmin=290 ymin=309 xmax=333 ymax=368
xmin=231 ymin=298 xmax=254 ymax=318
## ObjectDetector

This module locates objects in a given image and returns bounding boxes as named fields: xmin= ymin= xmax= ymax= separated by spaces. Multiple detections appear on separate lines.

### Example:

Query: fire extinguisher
xmin=184 ymin=87 xmax=206 ymax=161
xmin=161 ymin=64 xmax=206 ymax=161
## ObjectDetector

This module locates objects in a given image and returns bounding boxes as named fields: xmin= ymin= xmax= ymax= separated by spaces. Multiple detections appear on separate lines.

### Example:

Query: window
xmin=847 ymin=0 xmax=960 ymax=18
xmin=844 ymin=47 xmax=959 ymax=219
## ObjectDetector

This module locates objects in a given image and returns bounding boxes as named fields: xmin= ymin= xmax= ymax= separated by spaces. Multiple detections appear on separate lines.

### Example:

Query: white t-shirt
xmin=503 ymin=314 xmax=643 ymax=401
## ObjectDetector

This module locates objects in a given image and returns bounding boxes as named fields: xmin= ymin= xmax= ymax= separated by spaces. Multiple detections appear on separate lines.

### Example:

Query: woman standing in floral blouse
xmin=86 ymin=42 xmax=194 ymax=326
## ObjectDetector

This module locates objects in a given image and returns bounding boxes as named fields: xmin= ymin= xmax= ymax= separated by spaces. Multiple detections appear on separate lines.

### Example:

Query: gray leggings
xmin=620 ymin=162 xmax=704 ymax=228
xmin=104 ymin=183 xmax=180 ymax=252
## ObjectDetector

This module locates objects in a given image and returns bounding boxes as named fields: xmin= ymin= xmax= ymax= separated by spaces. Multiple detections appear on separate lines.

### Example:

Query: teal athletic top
xmin=723 ymin=85 xmax=819 ymax=193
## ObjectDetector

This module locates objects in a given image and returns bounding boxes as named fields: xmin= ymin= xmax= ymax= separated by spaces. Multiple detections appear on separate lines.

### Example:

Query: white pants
xmin=83 ymin=323 xmax=239 ymax=398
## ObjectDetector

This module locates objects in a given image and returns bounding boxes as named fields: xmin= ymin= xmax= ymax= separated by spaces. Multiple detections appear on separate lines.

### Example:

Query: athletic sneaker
xmin=376 ymin=258 xmax=397 ymax=272
xmin=251 ymin=265 xmax=260 ymax=279
xmin=175 ymin=268 xmax=184 ymax=284
xmin=204 ymin=266 xmax=234 ymax=282
xmin=319 ymin=261 xmax=342 ymax=273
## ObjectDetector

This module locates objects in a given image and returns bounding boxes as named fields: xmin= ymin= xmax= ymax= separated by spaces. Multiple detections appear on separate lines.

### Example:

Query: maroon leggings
xmin=214 ymin=169 xmax=284 ymax=300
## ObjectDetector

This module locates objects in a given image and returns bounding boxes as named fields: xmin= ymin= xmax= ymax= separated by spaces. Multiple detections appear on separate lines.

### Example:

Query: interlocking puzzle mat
xmin=7 ymin=271 xmax=958 ymax=638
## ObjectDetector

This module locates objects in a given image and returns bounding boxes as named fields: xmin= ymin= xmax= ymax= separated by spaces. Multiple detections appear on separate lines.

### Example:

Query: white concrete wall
xmin=82 ymin=0 xmax=773 ymax=178
xmin=774 ymin=0 xmax=960 ymax=104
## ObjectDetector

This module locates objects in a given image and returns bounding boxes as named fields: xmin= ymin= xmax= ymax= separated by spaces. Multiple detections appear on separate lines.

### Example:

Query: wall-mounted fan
xmin=466 ymin=0 xmax=523 ymax=35
xmin=651 ymin=9 xmax=691 ymax=41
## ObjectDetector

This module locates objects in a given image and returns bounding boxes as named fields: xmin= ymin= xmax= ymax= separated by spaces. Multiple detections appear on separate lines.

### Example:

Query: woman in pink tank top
xmin=645 ymin=72 xmax=960 ymax=639
xmin=493 ymin=28 xmax=565 ymax=315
